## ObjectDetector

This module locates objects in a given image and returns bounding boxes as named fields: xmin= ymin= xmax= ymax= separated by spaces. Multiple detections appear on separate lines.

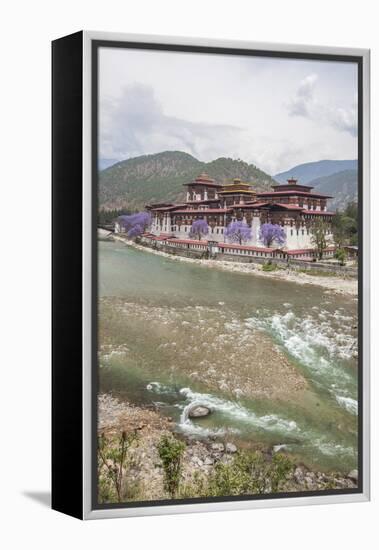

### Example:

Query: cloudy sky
xmin=99 ymin=47 xmax=358 ymax=175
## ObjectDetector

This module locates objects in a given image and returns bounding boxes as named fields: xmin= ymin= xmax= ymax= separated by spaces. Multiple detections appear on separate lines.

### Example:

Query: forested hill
xmin=274 ymin=159 xmax=358 ymax=184
xmin=309 ymin=169 xmax=358 ymax=211
xmin=98 ymin=151 xmax=277 ymax=211
xmin=274 ymin=159 xmax=358 ymax=211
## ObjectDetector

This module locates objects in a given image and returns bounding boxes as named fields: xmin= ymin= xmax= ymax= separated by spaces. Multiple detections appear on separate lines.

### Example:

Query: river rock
xmin=225 ymin=442 xmax=237 ymax=454
xmin=294 ymin=466 xmax=305 ymax=484
xmin=191 ymin=456 xmax=203 ymax=467
xmin=334 ymin=478 xmax=346 ymax=487
xmin=188 ymin=405 xmax=211 ymax=418
xmin=211 ymin=442 xmax=225 ymax=453
xmin=305 ymin=475 xmax=315 ymax=487
xmin=347 ymin=469 xmax=358 ymax=482
xmin=272 ymin=444 xmax=287 ymax=454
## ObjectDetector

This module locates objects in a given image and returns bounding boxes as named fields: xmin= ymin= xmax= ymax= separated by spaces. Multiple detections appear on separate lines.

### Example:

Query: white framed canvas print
xmin=52 ymin=31 xmax=370 ymax=519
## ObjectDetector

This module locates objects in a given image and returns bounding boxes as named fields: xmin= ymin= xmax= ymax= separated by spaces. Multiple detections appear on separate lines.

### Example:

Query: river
xmin=98 ymin=240 xmax=358 ymax=473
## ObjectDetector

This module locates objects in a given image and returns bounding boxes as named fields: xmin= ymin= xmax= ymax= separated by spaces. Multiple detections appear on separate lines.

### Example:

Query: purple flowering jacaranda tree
xmin=117 ymin=211 xmax=151 ymax=238
xmin=259 ymin=223 xmax=286 ymax=248
xmin=225 ymin=220 xmax=252 ymax=245
xmin=189 ymin=219 xmax=209 ymax=240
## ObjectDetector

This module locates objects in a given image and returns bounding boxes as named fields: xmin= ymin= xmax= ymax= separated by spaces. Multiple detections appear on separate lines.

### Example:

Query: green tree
xmin=331 ymin=210 xmax=347 ymax=248
xmin=158 ymin=435 xmax=185 ymax=498
xmin=311 ymin=218 xmax=329 ymax=260
xmin=98 ymin=208 xmax=131 ymax=226
xmin=332 ymin=202 xmax=358 ymax=247
xmin=345 ymin=201 xmax=358 ymax=221
xmin=98 ymin=431 xmax=136 ymax=503
xmin=335 ymin=248 xmax=347 ymax=266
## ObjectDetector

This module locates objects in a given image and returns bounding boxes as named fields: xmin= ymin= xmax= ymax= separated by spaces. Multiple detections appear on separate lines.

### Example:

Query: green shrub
xmin=334 ymin=248 xmax=347 ymax=266
xmin=208 ymin=451 xmax=293 ymax=496
xmin=179 ymin=470 xmax=208 ymax=499
xmin=262 ymin=261 xmax=277 ymax=272
xmin=270 ymin=453 xmax=294 ymax=492
xmin=157 ymin=435 xmax=185 ymax=498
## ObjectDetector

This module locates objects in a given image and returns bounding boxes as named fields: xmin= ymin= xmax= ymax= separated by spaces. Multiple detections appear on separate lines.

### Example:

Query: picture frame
xmin=52 ymin=30 xmax=370 ymax=520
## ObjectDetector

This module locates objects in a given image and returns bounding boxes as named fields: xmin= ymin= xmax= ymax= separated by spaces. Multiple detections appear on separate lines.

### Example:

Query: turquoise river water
xmin=98 ymin=240 xmax=358 ymax=473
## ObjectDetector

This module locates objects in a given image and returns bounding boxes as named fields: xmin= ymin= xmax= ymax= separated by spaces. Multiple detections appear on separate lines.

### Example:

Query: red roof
xmin=166 ymin=238 xmax=208 ymax=246
xmin=184 ymin=173 xmax=221 ymax=187
xmin=271 ymin=203 xmax=304 ymax=210
xmin=271 ymin=183 xmax=314 ymax=191
xmin=150 ymin=204 xmax=186 ymax=211
xmin=257 ymin=190 xmax=332 ymax=198
xmin=286 ymin=246 xmax=336 ymax=255
xmin=232 ymin=202 xmax=269 ymax=209
xmin=183 ymin=181 xmax=222 ymax=188
xmin=186 ymin=199 xmax=219 ymax=204
xmin=218 ymin=242 xmax=275 ymax=253
xmin=302 ymin=210 xmax=335 ymax=216
xmin=171 ymin=208 xmax=231 ymax=214
xmin=286 ymin=249 xmax=315 ymax=255
xmin=142 ymin=233 xmax=172 ymax=241
xmin=232 ymin=202 xmax=304 ymax=211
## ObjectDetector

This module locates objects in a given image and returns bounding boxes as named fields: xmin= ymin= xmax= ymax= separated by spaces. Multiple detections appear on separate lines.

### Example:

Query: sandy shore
xmin=111 ymin=234 xmax=358 ymax=297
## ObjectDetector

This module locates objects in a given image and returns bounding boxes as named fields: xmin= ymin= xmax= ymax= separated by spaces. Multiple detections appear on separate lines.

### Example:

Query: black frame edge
xmin=52 ymin=30 xmax=84 ymax=520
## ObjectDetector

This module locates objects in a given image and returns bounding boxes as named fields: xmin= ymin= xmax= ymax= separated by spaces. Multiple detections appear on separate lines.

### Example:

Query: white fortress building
xmin=143 ymin=173 xmax=335 ymax=256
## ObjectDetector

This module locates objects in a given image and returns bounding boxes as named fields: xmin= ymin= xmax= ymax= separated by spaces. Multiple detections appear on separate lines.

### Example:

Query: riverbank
xmin=98 ymin=394 xmax=358 ymax=504
xmin=111 ymin=234 xmax=357 ymax=296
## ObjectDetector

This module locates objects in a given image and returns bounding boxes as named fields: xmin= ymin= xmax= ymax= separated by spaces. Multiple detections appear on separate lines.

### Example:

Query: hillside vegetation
xmin=310 ymin=169 xmax=358 ymax=211
xmin=99 ymin=151 xmax=277 ymax=211
xmin=274 ymin=159 xmax=357 ymax=184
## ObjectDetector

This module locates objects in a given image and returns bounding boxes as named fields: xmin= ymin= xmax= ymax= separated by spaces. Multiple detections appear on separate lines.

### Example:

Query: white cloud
xmin=287 ymin=73 xmax=357 ymax=138
xmin=100 ymin=84 xmax=244 ymax=160
xmin=330 ymin=104 xmax=358 ymax=137
xmin=99 ymin=48 xmax=358 ymax=174
xmin=287 ymin=73 xmax=318 ymax=117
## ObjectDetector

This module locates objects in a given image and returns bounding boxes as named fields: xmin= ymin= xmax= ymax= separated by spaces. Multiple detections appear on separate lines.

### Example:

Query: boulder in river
xmin=188 ymin=405 xmax=211 ymax=418
xmin=272 ymin=444 xmax=287 ymax=454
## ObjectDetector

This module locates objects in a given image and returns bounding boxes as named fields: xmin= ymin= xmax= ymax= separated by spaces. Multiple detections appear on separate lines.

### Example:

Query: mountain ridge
xmin=99 ymin=151 xmax=277 ymax=211
xmin=99 ymin=151 xmax=358 ymax=213
xmin=274 ymin=159 xmax=358 ymax=185
xmin=309 ymin=169 xmax=358 ymax=211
